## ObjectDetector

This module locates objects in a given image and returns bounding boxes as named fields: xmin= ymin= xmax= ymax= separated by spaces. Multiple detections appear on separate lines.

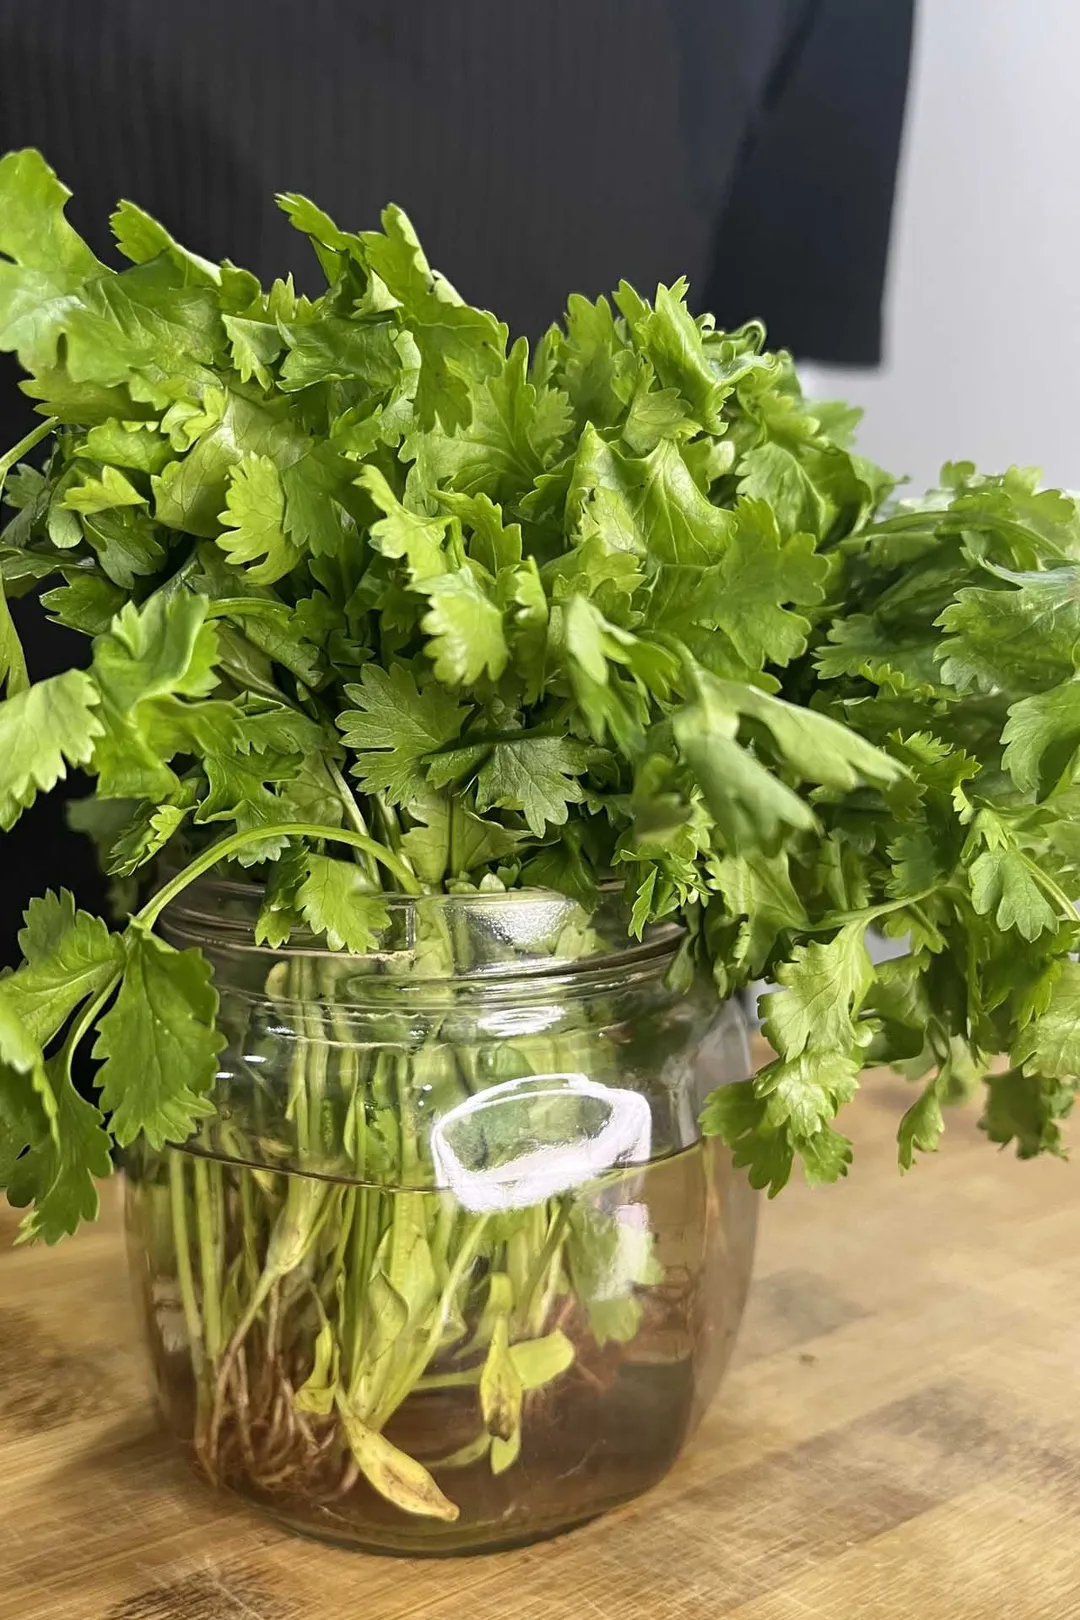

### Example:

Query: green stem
xmin=168 ymin=1153 xmax=208 ymax=1417
xmin=514 ymin=1200 xmax=571 ymax=1336
xmin=371 ymin=1213 xmax=491 ymax=1429
xmin=192 ymin=1155 xmax=224 ymax=1361
xmin=803 ymin=889 xmax=936 ymax=932
xmin=326 ymin=759 xmax=379 ymax=882
xmin=137 ymin=821 xmax=422 ymax=929
xmin=0 ymin=416 xmax=58 ymax=497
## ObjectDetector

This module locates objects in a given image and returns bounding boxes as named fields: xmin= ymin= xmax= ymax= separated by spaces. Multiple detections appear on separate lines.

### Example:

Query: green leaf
xmin=84 ymin=419 xmax=172 ymax=475
xmin=762 ymin=925 xmax=874 ymax=1059
xmin=62 ymin=463 xmax=147 ymax=514
xmin=980 ymin=1066 xmax=1075 ymax=1159
xmin=7 ymin=1049 xmax=112 ymax=1243
xmin=338 ymin=662 xmax=467 ymax=804
xmin=421 ymin=567 xmax=508 ymax=685
xmin=217 ymin=453 xmax=302 ymax=585
xmin=700 ymin=1082 xmax=795 ymax=1195
xmin=278 ymin=313 xmax=401 ymax=394
xmin=757 ymin=1047 xmax=862 ymax=1144
xmin=2 ymin=890 xmax=122 ymax=1046
xmin=89 ymin=593 xmax=226 ymax=800
xmin=696 ymin=673 xmax=904 ymax=794
xmin=509 ymin=1329 xmax=575 ymax=1390
xmin=0 ymin=574 xmax=27 ymax=699
xmin=255 ymin=841 xmax=307 ymax=948
xmin=698 ymin=500 xmax=828 ymax=668
xmin=41 ymin=569 xmax=126 ymax=635
xmin=897 ymin=1077 xmax=945 ymax=1172
xmin=1002 ymin=681 xmax=1080 ymax=798
xmin=359 ymin=204 xmax=504 ymax=430
xmin=297 ymin=855 xmax=391 ymax=953
xmin=672 ymin=681 xmax=816 ymax=851
xmin=0 ymin=148 xmax=104 ymax=372
xmin=615 ymin=279 xmax=728 ymax=430
xmin=475 ymin=736 xmax=591 ymax=837
xmin=400 ymin=794 xmax=523 ymax=884
xmin=937 ymin=568 xmax=1080 ymax=696
xmin=1012 ymin=961 xmax=1080 ymax=1079
xmin=0 ymin=670 xmax=103 ymax=829
xmin=709 ymin=849 xmax=808 ymax=978
xmin=479 ymin=1316 xmax=523 ymax=1441
xmin=406 ymin=338 xmax=570 ymax=502
xmin=968 ymin=848 xmax=1058 ymax=942
xmin=222 ymin=313 xmax=282 ymax=390
xmin=816 ymin=614 xmax=949 ymax=699
xmin=110 ymin=198 xmax=220 ymax=283
xmin=0 ymin=984 xmax=54 ymax=1132
xmin=106 ymin=796 xmax=194 ymax=877
xmin=359 ymin=464 xmax=450 ymax=583
xmin=92 ymin=926 xmax=223 ymax=1149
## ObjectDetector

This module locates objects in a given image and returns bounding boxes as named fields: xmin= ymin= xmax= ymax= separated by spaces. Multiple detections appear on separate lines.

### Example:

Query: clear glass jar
xmin=124 ymin=881 xmax=757 ymax=1554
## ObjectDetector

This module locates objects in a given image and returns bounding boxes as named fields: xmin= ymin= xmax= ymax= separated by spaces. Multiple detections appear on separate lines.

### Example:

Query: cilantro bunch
xmin=1 ymin=147 xmax=1077 ymax=1246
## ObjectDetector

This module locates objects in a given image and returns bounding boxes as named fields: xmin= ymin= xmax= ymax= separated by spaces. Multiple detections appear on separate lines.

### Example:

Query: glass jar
xmin=124 ymin=880 xmax=757 ymax=1554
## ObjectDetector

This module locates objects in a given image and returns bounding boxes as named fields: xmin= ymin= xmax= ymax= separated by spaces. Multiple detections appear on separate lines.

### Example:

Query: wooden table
xmin=2 ymin=1077 xmax=1078 ymax=1620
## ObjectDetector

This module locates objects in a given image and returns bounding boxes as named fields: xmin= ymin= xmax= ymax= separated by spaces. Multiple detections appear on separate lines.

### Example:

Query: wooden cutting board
xmin=2 ymin=1073 xmax=1078 ymax=1620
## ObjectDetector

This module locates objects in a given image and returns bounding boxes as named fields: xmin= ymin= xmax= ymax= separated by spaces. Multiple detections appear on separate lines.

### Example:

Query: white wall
xmin=805 ymin=0 xmax=1080 ymax=494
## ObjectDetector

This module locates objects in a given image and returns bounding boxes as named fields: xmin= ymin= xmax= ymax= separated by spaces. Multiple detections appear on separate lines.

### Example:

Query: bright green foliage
xmin=0 ymin=146 xmax=1078 ymax=1250
xmin=92 ymin=926 xmax=222 ymax=1149
xmin=297 ymin=854 xmax=391 ymax=952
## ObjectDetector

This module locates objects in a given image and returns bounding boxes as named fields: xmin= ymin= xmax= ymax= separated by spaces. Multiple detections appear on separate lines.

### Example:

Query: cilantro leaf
xmin=0 ymin=148 xmax=105 ymax=373
xmin=6 ymin=1051 xmax=112 ymax=1243
xmin=298 ymin=854 xmax=391 ymax=952
xmin=62 ymin=463 xmax=147 ymax=515
xmin=762 ymin=924 xmax=873 ymax=1059
xmin=475 ymin=736 xmax=591 ymax=837
xmin=0 ymin=670 xmax=103 ymax=828
xmin=359 ymin=205 xmax=505 ymax=429
xmin=400 ymin=794 xmax=524 ymax=885
xmin=3 ymin=890 xmax=123 ymax=1045
xmin=359 ymin=464 xmax=449 ymax=582
xmin=1002 ymin=681 xmax=1080 ymax=798
xmin=337 ymin=663 xmax=467 ymax=805
xmin=968 ymin=848 xmax=1059 ymax=942
xmin=93 ymin=926 xmax=223 ymax=1149
xmin=406 ymin=338 xmax=571 ymax=501
xmin=898 ymin=1078 xmax=946 ymax=1172
xmin=421 ymin=567 xmax=508 ymax=685
xmin=217 ymin=453 xmax=303 ymax=584
xmin=1012 ymin=961 xmax=1080 ymax=1079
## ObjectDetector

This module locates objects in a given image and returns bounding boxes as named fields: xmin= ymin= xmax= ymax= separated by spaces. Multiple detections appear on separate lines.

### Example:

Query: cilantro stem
xmin=169 ymin=1152 xmax=209 ymax=1422
xmin=137 ymin=823 xmax=423 ymax=926
xmin=803 ymin=890 xmax=936 ymax=931
xmin=0 ymin=415 xmax=58 ymax=499
xmin=325 ymin=759 xmax=380 ymax=884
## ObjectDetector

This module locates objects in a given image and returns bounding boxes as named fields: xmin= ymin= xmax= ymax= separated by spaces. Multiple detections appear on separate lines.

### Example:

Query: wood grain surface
xmin=1 ymin=1074 xmax=1078 ymax=1620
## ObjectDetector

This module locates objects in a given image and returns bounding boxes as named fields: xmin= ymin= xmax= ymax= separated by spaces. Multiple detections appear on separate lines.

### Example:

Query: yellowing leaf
xmin=335 ymin=1401 xmax=460 ymax=1521
xmin=479 ymin=1317 xmax=523 ymax=1442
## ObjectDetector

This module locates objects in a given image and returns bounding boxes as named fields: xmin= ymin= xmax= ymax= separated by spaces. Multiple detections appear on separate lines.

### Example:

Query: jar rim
xmin=160 ymin=873 xmax=686 ymax=985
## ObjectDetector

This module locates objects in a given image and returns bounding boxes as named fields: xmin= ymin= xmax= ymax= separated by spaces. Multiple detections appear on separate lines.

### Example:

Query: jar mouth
xmin=160 ymin=875 xmax=686 ymax=985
